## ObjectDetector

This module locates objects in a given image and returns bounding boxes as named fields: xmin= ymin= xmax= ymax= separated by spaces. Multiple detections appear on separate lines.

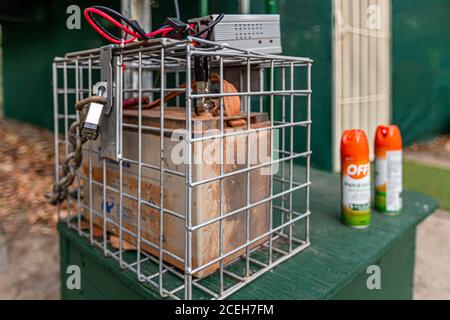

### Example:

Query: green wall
xmin=9 ymin=1 xmax=450 ymax=171
xmin=0 ymin=0 xmax=200 ymax=130
xmin=392 ymin=0 xmax=450 ymax=145
xmin=209 ymin=0 xmax=334 ymax=171
xmin=1 ymin=0 xmax=334 ymax=171
xmin=1 ymin=0 xmax=120 ymax=129
xmin=277 ymin=0 xmax=333 ymax=171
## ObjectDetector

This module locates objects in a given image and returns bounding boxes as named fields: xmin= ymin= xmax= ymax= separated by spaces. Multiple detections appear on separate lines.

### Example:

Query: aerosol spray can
xmin=374 ymin=125 xmax=403 ymax=214
xmin=341 ymin=130 xmax=371 ymax=229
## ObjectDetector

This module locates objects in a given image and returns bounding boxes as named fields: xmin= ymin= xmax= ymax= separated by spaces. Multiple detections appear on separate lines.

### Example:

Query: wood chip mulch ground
xmin=0 ymin=118 xmax=62 ymax=299
xmin=0 ymin=118 xmax=58 ymax=236
xmin=405 ymin=135 xmax=450 ymax=167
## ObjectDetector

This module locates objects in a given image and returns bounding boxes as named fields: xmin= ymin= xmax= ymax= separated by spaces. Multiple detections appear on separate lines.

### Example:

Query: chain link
xmin=46 ymin=96 xmax=108 ymax=205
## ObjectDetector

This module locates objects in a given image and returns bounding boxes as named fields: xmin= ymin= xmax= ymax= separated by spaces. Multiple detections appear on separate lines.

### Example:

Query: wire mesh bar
xmin=118 ymin=53 xmax=125 ymax=267
xmin=52 ymin=63 xmax=61 ymax=220
xmin=136 ymin=50 xmax=143 ymax=280
xmin=219 ymin=56 xmax=225 ymax=295
xmin=159 ymin=45 xmax=166 ymax=296
xmin=245 ymin=57 xmax=251 ymax=278
xmin=52 ymin=38 xmax=313 ymax=300
xmin=185 ymin=43 xmax=193 ymax=300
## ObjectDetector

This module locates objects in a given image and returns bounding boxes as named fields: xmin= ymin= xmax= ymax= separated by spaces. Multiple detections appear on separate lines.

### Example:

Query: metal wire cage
xmin=52 ymin=37 xmax=312 ymax=300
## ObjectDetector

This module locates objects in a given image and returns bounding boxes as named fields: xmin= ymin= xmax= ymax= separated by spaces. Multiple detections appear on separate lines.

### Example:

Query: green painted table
xmin=59 ymin=169 xmax=438 ymax=300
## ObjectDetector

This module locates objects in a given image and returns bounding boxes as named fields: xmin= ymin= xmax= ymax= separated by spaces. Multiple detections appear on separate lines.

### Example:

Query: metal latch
xmin=98 ymin=45 xmax=120 ymax=161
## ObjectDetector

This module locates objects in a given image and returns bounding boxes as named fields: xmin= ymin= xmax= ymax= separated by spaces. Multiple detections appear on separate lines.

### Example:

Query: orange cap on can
xmin=341 ymin=130 xmax=370 ymax=161
xmin=375 ymin=125 xmax=402 ymax=151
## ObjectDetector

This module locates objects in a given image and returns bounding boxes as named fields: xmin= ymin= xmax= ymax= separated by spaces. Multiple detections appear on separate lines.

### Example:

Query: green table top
xmin=59 ymin=168 xmax=438 ymax=300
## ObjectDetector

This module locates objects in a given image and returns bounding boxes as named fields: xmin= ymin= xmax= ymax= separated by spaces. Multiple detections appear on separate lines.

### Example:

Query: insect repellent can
xmin=374 ymin=125 xmax=403 ymax=214
xmin=341 ymin=130 xmax=371 ymax=229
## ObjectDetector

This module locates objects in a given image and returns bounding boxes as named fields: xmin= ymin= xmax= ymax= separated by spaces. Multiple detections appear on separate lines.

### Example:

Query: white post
xmin=239 ymin=0 xmax=250 ymax=14
xmin=121 ymin=0 xmax=152 ymax=30
xmin=121 ymin=0 xmax=153 ymax=99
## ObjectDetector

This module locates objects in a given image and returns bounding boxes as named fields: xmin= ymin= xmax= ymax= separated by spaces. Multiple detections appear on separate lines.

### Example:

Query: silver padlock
xmin=81 ymin=102 xmax=104 ymax=140
xmin=81 ymin=82 xmax=108 ymax=140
